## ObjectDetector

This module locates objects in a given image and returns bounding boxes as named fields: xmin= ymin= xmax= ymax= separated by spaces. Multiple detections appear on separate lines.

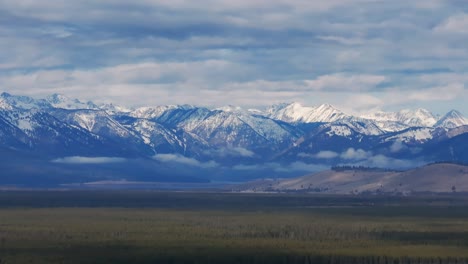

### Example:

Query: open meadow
xmin=1 ymin=191 xmax=468 ymax=263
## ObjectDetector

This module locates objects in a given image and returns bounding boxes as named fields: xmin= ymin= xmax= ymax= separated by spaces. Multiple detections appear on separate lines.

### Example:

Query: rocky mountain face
xmin=1 ymin=92 xmax=468 ymax=184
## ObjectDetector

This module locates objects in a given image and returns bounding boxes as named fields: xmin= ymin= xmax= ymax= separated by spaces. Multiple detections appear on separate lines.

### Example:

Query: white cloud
xmin=358 ymin=155 xmax=422 ymax=169
xmin=51 ymin=156 xmax=126 ymax=164
xmin=208 ymin=147 xmax=255 ymax=157
xmin=1 ymin=0 xmax=468 ymax=114
xmin=318 ymin=36 xmax=365 ymax=45
xmin=406 ymin=83 xmax=465 ymax=102
xmin=304 ymin=74 xmax=386 ymax=92
xmin=340 ymin=148 xmax=371 ymax=160
xmin=153 ymin=154 xmax=219 ymax=168
xmin=314 ymin=151 xmax=339 ymax=159
xmin=390 ymin=140 xmax=406 ymax=153
xmin=434 ymin=13 xmax=468 ymax=34
xmin=232 ymin=161 xmax=328 ymax=172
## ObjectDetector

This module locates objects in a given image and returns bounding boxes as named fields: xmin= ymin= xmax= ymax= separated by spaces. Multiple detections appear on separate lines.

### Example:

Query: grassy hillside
xmin=239 ymin=163 xmax=468 ymax=194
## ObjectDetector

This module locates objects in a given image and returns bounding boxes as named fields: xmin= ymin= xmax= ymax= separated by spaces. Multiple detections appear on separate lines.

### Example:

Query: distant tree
xmin=452 ymin=186 xmax=456 ymax=192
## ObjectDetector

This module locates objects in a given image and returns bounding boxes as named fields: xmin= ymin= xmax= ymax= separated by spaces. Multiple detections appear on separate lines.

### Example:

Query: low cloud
xmin=153 ymin=154 xmax=219 ymax=168
xmin=390 ymin=140 xmax=407 ymax=153
xmin=355 ymin=155 xmax=423 ymax=169
xmin=340 ymin=148 xmax=371 ymax=160
xmin=51 ymin=156 xmax=126 ymax=164
xmin=207 ymin=147 xmax=255 ymax=158
xmin=314 ymin=151 xmax=339 ymax=159
xmin=233 ymin=162 xmax=328 ymax=173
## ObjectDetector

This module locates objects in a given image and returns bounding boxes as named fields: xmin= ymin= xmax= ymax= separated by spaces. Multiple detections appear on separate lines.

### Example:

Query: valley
xmin=1 ymin=191 xmax=468 ymax=264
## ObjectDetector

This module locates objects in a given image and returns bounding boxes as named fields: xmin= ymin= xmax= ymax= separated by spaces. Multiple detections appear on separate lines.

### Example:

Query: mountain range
xmin=1 ymin=92 xmax=468 ymax=185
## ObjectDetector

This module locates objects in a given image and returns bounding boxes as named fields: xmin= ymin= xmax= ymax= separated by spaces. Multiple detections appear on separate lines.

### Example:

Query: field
xmin=1 ymin=191 xmax=468 ymax=263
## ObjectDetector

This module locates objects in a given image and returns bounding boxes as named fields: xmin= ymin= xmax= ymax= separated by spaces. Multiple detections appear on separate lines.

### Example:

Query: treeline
xmin=428 ymin=160 xmax=468 ymax=166
xmin=331 ymin=165 xmax=401 ymax=172
xmin=102 ymin=255 xmax=468 ymax=264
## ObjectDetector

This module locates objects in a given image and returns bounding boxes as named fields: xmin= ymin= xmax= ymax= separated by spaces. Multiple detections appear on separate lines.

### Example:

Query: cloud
xmin=51 ymin=156 xmax=126 ymax=164
xmin=406 ymin=83 xmax=465 ymax=102
xmin=208 ymin=147 xmax=255 ymax=158
xmin=434 ymin=13 xmax=468 ymax=34
xmin=153 ymin=154 xmax=219 ymax=168
xmin=317 ymin=36 xmax=365 ymax=45
xmin=232 ymin=162 xmax=328 ymax=173
xmin=304 ymin=74 xmax=386 ymax=92
xmin=356 ymin=155 xmax=422 ymax=169
xmin=340 ymin=148 xmax=371 ymax=160
xmin=390 ymin=140 xmax=406 ymax=153
xmin=0 ymin=1 xmax=467 ymax=114
xmin=314 ymin=151 xmax=339 ymax=159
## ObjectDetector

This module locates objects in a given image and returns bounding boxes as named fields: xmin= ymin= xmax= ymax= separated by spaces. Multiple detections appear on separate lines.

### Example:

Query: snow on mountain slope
xmin=0 ymin=109 xmax=127 ymax=156
xmin=0 ymin=113 xmax=30 ymax=147
xmin=384 ymin=127 xmax=440 ymax=144
xmin=334 ymin=117 xmax=385 ymax=136
xmin=46 ymin=94 xmax=97 ymax=110
xmin=0 ymin=92 xmax=51 ymax=110
xmin=435 ymin=110 xmax=468 ymax=129
xmin=186 ymin=110 xmax=298 ymax=151
xmin=266 ymin=102 xmax=348 ymax=123
xmin=326 ymin=125 xmax=353 ymax=137
xmin=99 ymin=103 xmax=132 ymax=115
xmin=130 ymin=105 xmax=195 ymax=120
xmin=361 ymin=108 xmax=437 ymax=131
xmin=157 ymin=107 xmax=213 ymax=131
xmin=0 ymin=97 xmax=14 ymax=110
xmin=126 ymin=118 xmax=185 ymax=152
xmin=50 ymin=109 xmax=135 ymax=139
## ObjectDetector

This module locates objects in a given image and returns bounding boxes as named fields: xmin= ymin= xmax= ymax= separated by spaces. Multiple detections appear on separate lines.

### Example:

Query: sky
xmin=0 ymin=0 xmax=467 ymax=115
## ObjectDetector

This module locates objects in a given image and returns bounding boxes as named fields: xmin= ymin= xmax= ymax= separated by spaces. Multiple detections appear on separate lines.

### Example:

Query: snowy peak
xmin=99 ymin=103 xmax=132 ymax=115
xmin=435 ymin=110 xmax=468 ymax=129
xmin=131 ymin=105 xmax=181 ymax=119
xmin=0 ymin=92 xmax=51 ymax=110
xmin=215 ymin=105 xmax=244 ymax=113
xmin=361 ymin=108 xmax=437 ymax=131
xmin=45 ymin=93 xmax=97 ymax=110
xmin=404 ymin=108 xmax=438 ymax=127
xmin=131 ymin=105 xmax=198 ymax=120
xmin=266 ymin=102 xmax=347 ymax=123
xmin=0 ymin=97 xmax=13 ymax=110
xmin=312 ymin=104 xmax=346 ymax=123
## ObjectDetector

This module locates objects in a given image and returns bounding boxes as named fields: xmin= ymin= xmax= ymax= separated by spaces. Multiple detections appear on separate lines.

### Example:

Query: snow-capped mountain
xmin=1 ymin=91 xmax=468 ymax=184
xmin=266 ymin=102 xmax=348 ymax=123
xmin=361 ymin=108 xmax=438 ymax=132
xmin=46 ymin=94 xmax=97 ymax=110
xmin=435 ymin=110 xmax=468 ymax=129
xmin=0 ymin=92 xmax=51 ymax=110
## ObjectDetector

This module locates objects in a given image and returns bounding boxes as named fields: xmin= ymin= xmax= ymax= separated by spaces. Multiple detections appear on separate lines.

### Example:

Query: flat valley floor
xmin=1 ymin=191 xmax=468 ymax=264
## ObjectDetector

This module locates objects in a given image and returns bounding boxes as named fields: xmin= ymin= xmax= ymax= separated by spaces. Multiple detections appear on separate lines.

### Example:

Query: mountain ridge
xmin=1 ymin=92 xmax=468 ymax=185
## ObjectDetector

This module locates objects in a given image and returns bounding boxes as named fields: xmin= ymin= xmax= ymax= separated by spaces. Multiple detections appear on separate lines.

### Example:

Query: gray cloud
xmin=0 ymin=1 xmax=467 ymax=114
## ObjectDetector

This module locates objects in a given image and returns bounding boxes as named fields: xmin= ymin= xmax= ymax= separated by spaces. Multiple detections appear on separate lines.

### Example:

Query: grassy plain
xmin=1 ymin=191 xmax=468 ymax=263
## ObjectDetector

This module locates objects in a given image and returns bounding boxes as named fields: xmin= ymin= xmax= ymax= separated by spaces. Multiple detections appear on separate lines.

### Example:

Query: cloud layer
xmin=0 ymin=1 xmax=467 ymax=114
xmin=52 ymin=156 xmax=126 ymax=164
